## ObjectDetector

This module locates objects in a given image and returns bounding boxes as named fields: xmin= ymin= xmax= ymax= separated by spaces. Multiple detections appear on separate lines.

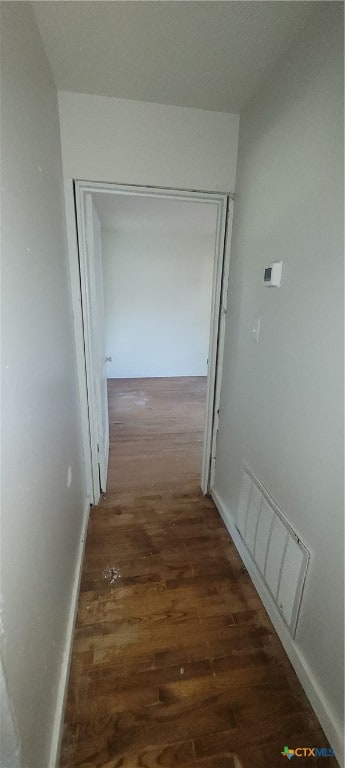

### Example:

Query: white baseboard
xmin=211 ymin=486 xmax=344 ymax=768
xmin=48 ymin=498 xmax=90 ymax=768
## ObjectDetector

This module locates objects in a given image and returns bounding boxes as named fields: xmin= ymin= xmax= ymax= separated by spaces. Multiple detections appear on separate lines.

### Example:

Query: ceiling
xmin=93 ymin=193 xmax=218 ymax=235
xmin=33 ymin=1 xmax=317 ymax=113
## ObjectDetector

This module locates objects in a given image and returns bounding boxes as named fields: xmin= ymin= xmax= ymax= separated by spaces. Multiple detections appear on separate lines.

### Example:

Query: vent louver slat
xmin=236 ymin=467 xmax=310 ymax=637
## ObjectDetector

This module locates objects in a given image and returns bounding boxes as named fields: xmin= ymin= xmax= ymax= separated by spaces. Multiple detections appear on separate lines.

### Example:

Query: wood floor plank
xmin=60 ymin=377 xmax=338 ymax=768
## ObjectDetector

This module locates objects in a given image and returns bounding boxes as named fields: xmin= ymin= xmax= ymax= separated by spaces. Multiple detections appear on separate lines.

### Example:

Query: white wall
xmin=215 ymin=3 xmax=344 ymax=758
xmin=0 ymin=661 xmax=20 ymax=768
xmin=58 ymin=91 xmax=239 ymax=192
xmin=102 ymin=230 xmax=215 ymax=378
xmin=1 ymin=5 xmax=86 ymax=766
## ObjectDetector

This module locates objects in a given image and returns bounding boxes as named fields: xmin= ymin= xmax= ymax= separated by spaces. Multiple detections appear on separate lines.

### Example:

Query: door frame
xmin=65 ymin=179 xmax=234 ymax=504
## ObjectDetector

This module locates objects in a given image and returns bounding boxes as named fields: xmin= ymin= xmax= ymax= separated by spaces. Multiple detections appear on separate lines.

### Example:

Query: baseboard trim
xmin=48 ymin=498 xmax=90 ymax=768
xmin=211 ymin=486 xmax=344 ymax=767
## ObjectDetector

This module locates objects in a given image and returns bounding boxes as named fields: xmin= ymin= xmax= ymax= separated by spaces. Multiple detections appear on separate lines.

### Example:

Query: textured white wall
xmin=102 ymin=231 xmax=215 ymax=378
xmin=58 ymin=91 xmax=239 ymax=192
xmin=0 ymin=661 xmax=20 ymax=768
xmin=215 ymin=3 xmax=344 ymax=755
xmin=1 ymin=5 xmax=86 ymax=766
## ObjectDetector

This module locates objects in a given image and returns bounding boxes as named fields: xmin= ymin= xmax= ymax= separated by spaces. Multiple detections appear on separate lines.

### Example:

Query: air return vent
xmin=237 ymin=467 xmax=310 ymax=637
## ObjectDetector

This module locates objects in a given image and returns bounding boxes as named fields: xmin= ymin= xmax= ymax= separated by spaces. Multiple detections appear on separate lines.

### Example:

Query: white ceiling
xmin=33 ymin=1 xmax=317 ymax=113
xmin=93 ymin=193 xmax=218 ymax=235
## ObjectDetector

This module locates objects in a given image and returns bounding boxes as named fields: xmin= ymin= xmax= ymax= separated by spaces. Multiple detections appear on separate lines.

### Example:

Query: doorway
xmin=67 ymin=181 xmax=233 ymax=504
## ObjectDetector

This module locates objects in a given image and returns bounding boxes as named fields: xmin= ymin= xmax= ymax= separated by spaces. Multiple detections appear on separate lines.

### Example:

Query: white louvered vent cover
xmin=237 ymin=467 xmax=310 ymax=637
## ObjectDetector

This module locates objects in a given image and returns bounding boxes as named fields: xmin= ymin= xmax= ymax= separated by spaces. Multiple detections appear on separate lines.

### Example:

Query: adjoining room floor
xmin=60 ymin=377 xmax=338 ymax=768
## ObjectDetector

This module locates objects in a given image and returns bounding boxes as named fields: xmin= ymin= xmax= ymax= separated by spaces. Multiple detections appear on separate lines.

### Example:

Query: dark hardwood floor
xmin=60 ymin=377 xmax=338 ymax=768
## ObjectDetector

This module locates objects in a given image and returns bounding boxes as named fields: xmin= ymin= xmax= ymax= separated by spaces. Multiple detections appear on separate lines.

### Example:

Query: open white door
xmin=84 ymin=194 xmax=110 ymax=497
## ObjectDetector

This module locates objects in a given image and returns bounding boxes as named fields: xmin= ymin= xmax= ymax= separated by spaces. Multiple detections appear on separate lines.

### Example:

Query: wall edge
xmin=48 ymin=498 xmax=90 ymax=768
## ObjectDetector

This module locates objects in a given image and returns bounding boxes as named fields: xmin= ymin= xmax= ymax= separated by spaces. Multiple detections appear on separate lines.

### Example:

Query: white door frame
xmin=65 ymin=179 xmax=234 ymax=503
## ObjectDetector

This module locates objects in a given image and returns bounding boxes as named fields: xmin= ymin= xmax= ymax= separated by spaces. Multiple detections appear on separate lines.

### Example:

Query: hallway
xmin=60 ymin=378 xmax=337 ymax=768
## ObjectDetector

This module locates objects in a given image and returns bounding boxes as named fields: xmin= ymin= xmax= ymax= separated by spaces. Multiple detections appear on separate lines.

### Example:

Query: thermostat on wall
xmin=263 ymin=260 xmax=283 ymax=287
